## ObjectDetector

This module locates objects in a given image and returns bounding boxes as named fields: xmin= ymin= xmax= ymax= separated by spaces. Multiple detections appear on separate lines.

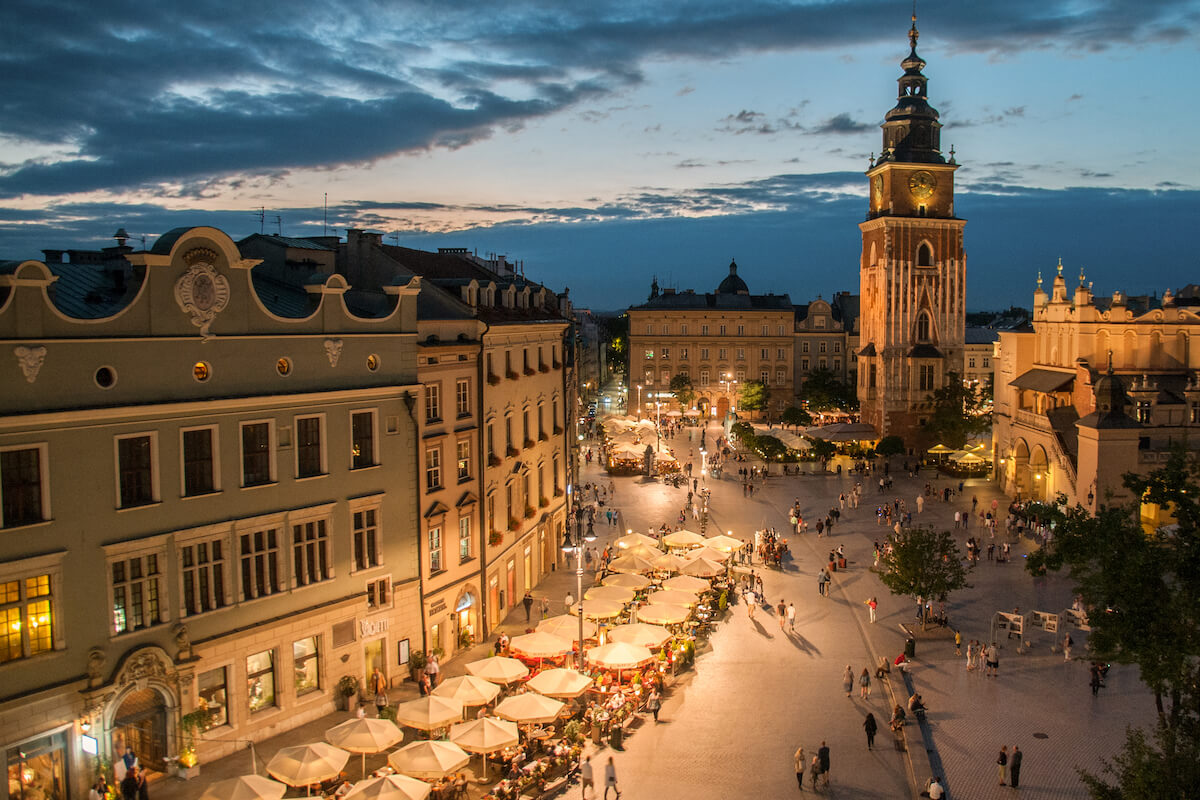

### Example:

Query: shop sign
xmin=429 ymin=599 xmax=447 ymax=615
xmin=360 ymin=617 xmax=390 ymax=637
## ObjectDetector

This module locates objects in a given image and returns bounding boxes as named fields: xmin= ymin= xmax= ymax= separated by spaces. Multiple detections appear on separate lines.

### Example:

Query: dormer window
xmin=917 ymin=312 xmax=932 ymax=342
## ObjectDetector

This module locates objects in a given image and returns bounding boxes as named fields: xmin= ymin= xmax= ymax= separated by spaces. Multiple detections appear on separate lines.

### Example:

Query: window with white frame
xmin=0 ymin=554 xmax=63 ymax=664
xmin=736 ymin=349 xmax=745 ymax=361
xmin=181 ymin=426 xmax=218 ymax=497
xmin=699 ymin=370 xmax=709 ymax=385
xmin=293 ymin=636 xmax=320 ymax=696
xmin=834 ymin=341 xmax=842 ymax=353
xmin=352 ymin=504 xmax=381 ymax=571
xmin=761 ymin=325 xmax=769 ymax=336
xmin=919 ymin=364 xmax=935 ymax=391
xmin=1 ymin=444 xmax=48 ymax=528
xmin=459 ymin=516 xmax=472 ymax=561
xmin=680 ymin=324 xmax=688 ymax=335
xmin=429 ymin=526 xmax=443 ymax=573
xmin=457 ymin=440 xmax=471 ymax=481
xmin=456 ymin=378 xmax=470 ymax=417
xmin=736 ymin=325 xmax=744 ymax=335
xmin=718 ymin=348 xmax=727 ymax=360
xmin=291 ymin=518 xmax=331 ymax=587
xmin=719 ymin=325 xmax=727 ymax=335
xmin=425 ymin=383 xmax=441 ymax=422
xmin=968 ymin=357 xmax=976 ymax=368
xmin=116 ymin=433 xmax=157 ymax=508
xmin=179 ymin=534 xmax=227 ymax=616
xmin=760 ymin=370 xmax=769 ymax=384
xmin=661 ymin=348 xmax=670 ymax=359
xmin=111 ymin=551 xmax=164 ymax=634
xmin=295 ymin=415 xmax=324 ymax=478
xmin=776 ymin=370 xmax=785 ymax=386
xmin=777 ymin=348 xmax=786 ymax=360
xmin=982 ymin=357 xmax=990 ymax=368
xmin=819 ymin=341 xmax=827 ymax=354
xmin=802 ymin=341 xmax=810 ymax=353
xmin=680 ymin=348 xmax=688 ymax=359
xmin=760 ymin=348 xmax=768 ymax=360
xmin=239 ymin=527 xmax=282 ymax=600
xmin=701 ymin=325 xmax=709 ymax=335
xmin=366 ymin=576 xmax=390 ymax=609
xmin=736 ymin=370 xmax=745 ymax=382
xmin=240 ymin=421 xmax=274 ymax=487
xmin=351 ymin=411 xmax=376 ymax=469
xmin=426 ymin=446 xmax=442 ymax=490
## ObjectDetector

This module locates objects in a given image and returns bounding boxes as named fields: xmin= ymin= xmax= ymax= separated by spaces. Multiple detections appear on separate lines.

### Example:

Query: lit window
xmin=0 ymin=573 xmax=55 ymax=663
xmin=111 ymin=554 xmax=163 ymax=634
xmin=293 ymin=637 xmax=320 ymax=696
xmin=351 ymin=411 xmax=376 ymax=469
xmin=429 ymin=527 xmax=443 ymax=573
xmin=246 ymin=650 xmax=276 ymax=712
xmin=457 ymin=440 xmax=471 ymax=480
xmin=459 ymin=517 xmax=473 ymax=561
xmin=197 ymin=668 xmax=228 ymax=730
xmin=426 ymin=447 xmax=442 ymax=490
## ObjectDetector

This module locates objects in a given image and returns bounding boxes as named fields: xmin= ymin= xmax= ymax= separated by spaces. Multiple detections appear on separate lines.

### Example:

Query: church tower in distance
xmin=857 ymin=12 xmax=966 ymax=446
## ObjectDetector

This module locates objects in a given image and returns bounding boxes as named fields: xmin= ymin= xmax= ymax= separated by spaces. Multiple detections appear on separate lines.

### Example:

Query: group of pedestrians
xmin=793 ymin=742 xmax=831 ymax=790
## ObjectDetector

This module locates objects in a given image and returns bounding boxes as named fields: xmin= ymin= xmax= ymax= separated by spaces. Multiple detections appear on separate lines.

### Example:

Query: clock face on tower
xmin=908 ymin=170 xmax=936 ymax=199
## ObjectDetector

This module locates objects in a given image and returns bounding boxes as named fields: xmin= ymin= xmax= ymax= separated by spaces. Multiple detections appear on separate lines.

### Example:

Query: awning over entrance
xmin=1010 ymin=368 xmax=1074 ymax=393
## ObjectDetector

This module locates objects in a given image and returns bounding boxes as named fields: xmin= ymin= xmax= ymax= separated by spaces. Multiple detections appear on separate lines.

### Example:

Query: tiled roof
xmin=43 ymin=262 xmax=142 ymax=320
xmin=631 ymin=291 xmax=792 ymax=311
xmin=240 ymin=233 xmax=335 ymax=251
xmin=964 ymin=327 xmax=1000 ymax=344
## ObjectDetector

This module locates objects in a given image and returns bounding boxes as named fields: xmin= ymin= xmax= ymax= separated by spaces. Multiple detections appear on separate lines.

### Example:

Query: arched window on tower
xmin=916 ymin=242 xmax=932 ymax=266
xmin=916 ymin=312 xmax=932 ymax=342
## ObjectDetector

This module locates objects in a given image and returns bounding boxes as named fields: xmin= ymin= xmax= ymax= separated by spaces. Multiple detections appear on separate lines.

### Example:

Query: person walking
xmin=645 ymin=688 xmax=661 ymax=722
xmin=1010 ymin=745 xmax=1023 ymax=788
xmin=370 ymin=667 xmax=389 ymax=717
xmin=120 ymin=767 xmax=139 ymax=800
xmin=997 ymin=745 xmax=1009 ymax=786
xmin=818 ymin=741 xmax=831 ymax=787
xmin=603 ymin=756 xmax=621 ymax=799
xmin=986 ymin=642 xmax=999 ymax=677
xmin=817 ymin=570 xmax=827 ymax=597
xmin=777 ymin=599 xmax=787 ymax=630
xmin=522 ymin=590 xmax=534 ymax=622
xmin=1063 ymin=631 xmax=1073 ymax=661
xmin=867 ymin=597 xmax=878 ymax=623
xmin=745 ymin=589 xmax=757 ymax=620
xmin=580 ymin=755 xmax=594 ymax=799
xmin=859 ymin=668 xmax=872 ymax=699
xmin=793 ymin=745 xmax=805 ymax=790
xmin=863 ymin=712 xmax=878 ymax=750
xmin=787 ymin=602 xmax=797 ymax=632
xmin=843 ymin=665 xmax=854 ymax=697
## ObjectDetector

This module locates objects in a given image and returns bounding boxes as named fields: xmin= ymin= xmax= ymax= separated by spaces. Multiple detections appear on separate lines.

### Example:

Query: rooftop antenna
xmin=323 ymin=193 xmax=328 ymax=237
xmin=254 ymin=207 xmax=265 ymax=234
xmin=274 ymin=215 xmax=282 ymax=236
xmin=390 ymin=232 xmax=400 ymax=246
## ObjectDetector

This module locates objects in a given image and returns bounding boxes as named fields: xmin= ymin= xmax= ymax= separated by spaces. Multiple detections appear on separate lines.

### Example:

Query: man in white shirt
xmin=580 ymin=756 xmax=594 ymax=798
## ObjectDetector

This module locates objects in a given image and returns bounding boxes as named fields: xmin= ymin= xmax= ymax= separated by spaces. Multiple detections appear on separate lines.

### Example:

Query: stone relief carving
xmin=14 ymin=345 xmax=47 ymax=383
xmin=174 ymin=249 xmax=231 ymax=341
xmin=324 ymin=338 xmax=344 ymax=367
xmin=87 ymin=647 xmax=107 ymax=688
xmin=174 ymin=623 xmax=192 ymax=661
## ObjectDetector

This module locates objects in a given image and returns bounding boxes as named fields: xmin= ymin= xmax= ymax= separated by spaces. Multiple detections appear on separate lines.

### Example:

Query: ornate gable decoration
xmin=324 ymin=338 xmax=344 ymax=367
xmin=174 ymin=248 xmax=231 ymax=341
xmin=14 ymin=345 xmax=47 ymax=383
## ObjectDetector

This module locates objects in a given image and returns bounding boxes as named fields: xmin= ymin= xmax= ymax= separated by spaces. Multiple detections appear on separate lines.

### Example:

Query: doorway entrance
xmin=113 ymin=688 xmax=168 ymax=773
xmin=363 ymin=639 xmax=387 ymax=689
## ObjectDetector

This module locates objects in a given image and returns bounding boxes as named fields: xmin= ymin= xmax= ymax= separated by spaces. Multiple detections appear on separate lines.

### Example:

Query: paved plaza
xmin=156 ymin=388 xmax=1157 ymax=800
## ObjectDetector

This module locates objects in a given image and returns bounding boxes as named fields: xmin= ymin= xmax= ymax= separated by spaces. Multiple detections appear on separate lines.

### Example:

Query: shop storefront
xmin=6 ymin=729 xmax=69 ymax=800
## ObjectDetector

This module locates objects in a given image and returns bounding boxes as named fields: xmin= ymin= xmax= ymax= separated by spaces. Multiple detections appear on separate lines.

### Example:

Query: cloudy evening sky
xmin=1 ymin=0 xmax=1198 ymax=310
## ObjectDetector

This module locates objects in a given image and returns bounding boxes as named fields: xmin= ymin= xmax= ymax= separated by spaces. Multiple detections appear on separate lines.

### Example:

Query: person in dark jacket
xmin=1010 ymin=745 xmax=1023 ymax=788
xmin=818 ymin=741 xmax=831 ymax=786
xmin=863 ymin=712 xmax=878 ymax=750
xmin=120 ymin=766 xmax=139 ymax=800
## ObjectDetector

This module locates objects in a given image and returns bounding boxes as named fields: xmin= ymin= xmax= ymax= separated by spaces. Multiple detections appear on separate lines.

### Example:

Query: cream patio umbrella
xmin=566 ymin=599 xmax=625 ymax=620
xmin=325 ymin=717 xmax=404 ymax=779
xmin=493 ymin=693 xmax=566 ymax=725
xmin=703 ymin=534 xmax=744 ymax=553
xmin=690 ymin=547 xmax=730 ymax=562
xmin=586 ymin=642 xmax=655 ymax=671
xmin=607 ymin=553 xmax=658 ymax=574
xmin=614 ymin=532 xmax=660 ymax=551
xmin=525 ymin=668 xmax=593 ymax=699
xmin=603 ymin=573 xmax=651 ymax=590
xmin=681 ymin=556 xmax=726 ymax=578
xmin=392 ymin=696 xmax=464 ymax=733
xmin=662 ymin=575 xmax=712 ymax=594
xmin=387 ymin=741 xmax=470 ymax=780
xmin=449 ymin=717 xmax=519 ymax=780
xmin=637 ymin=604 xmax=692 ymax=625
xmin=584 ymin=584 xmax=636 ymax=604
xmin=343 ymin=774 xmax=432 ymax=800
xmin=650 ymin=552 xmax=690 ymax=573
xmin=266 ymin=743 xmax=350 ymax=796
xmin=538 ymin=614 xmax=598 ymax=640
xmin=509 ymin=631 xmax=574 ymax=660
xmin=198 ymin=775 xmax=287 ymax=800
xmin=647 ymin=589 xmax=700 ymax=607
xmin=608 ymin=623 xmax=671 ymax=649
xmin=431 ymin=675 xmax=501 ymax=707
xmin=927 ymin=443 xmax=955 ymax=454
xmin=662 ymin=530 xmax=707 ymax=549
xmin=465 ymin=656 xmax=530 ymax=685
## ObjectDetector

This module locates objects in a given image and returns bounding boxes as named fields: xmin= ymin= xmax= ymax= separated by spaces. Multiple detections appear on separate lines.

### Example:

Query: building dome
xmin=717 ymin=259 xmax=749 ymax=295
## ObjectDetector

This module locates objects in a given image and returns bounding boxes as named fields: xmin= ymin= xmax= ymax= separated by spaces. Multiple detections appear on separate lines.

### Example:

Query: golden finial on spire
xmin=909 ymin=1 xmax=920 ymax=50
xmin=1057 ymin=257 xmax=1063 ymax=276
xmin=1037 ymin=271 xmax=1043 ymax=289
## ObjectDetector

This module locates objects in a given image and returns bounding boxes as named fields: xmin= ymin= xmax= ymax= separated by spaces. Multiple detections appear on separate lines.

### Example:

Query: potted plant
xmin=408 ymin=649 xmax=428 ymax=683
xmin=336 ymin=675 xmax=360 ymax=712
xmin=175 ymin=709 xmax=210 ymax=780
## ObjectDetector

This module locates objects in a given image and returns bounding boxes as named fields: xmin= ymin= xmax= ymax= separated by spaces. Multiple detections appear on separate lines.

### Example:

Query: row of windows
xmin=967 ymin=356 xmax=991 ymax=369
xmin=799 ymin=341 xmax=842 ymax=354
xmin=425 ymin=439 xmax=474 ymax=491
xmin=643 ymin=323 xmax=789 ymax=337
xmin=651 ymin=369 xmax=791 ymax=388
xmin=196 ymin=637 xmax=322 ymax=727
xmin=485 ymin=345 xmax=561 ymax=381
xmin=646 ymin=347 xmax=792 ymax=361
xmin=799 ymin=358 xmax=844 ymax=373
xmin=484 ymin=461 xmax=559 ymax=536
xmin=485 ymin=401 xmax=562 ymax=462
xmin=428 ymin=516 xmax=474 ymax=574
xmin=424 ymin=378 xmax=473 ymax=423
xmin=0 ymin=411 xmax=382 ymax=527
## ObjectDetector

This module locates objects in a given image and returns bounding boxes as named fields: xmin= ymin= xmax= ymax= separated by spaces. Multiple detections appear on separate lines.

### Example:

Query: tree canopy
xmin=801 ymin=368 xmax=858 ymax=412
xmin=876 ymin=435 xmax=906 ymax=458
xmin=781 ymin=406 xmax=813 ymax=429
xmin=738 ymin=380 xmax=771 ymax=413
xmin=923 ymin=370 xmax=992 ymax=448
xmin=669 ymin=372 xmax=695 ymax=410
xmin=877 ymin=527 xmax=970 ymax=630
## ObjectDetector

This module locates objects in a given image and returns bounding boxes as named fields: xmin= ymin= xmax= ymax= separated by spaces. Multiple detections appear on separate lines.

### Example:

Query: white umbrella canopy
xmin=509 ymin=631 xmax=574 ymax=659
xmin=465 ymin=656 xmax=530 ymax=684
xmin=392 ymin=696 xmax=464 ymax=731
xmin=703 ymin=534 xmax=744 ymax=552
xmin=602 ymin=573 xmax=651 ymax=590
xmin=326 ymin=717 xmax=405 ymax=779
xmin=343 ymin=774 xmax=432 ymax=800
xmin=566 ymin=599 xmax=625 ymax=619
xmin=621 ymin=543 xmax=663 ymax=560
xmin=494 ymin=693 xmax=566 ymax=725
xmin=662 ymin=575 xmax=712 ymax=594
xmin=647 ymin=589 xmax=700 ymax=607
xmin=585 ymin=584 xmax=636 ymax=604
xmin=449 ymin=717 xmax=520 ymax=754
xmin=681 ymin=556 xmax=726 ymax=578
xmin=525 ymin=668 xmax=593 ymax=699
xmin=662 ymin=530 xmax=707 ymax=548
xmin=586 ymin=642 xmax=655 ymax=670
xmin=665 ymin=409 xmax=683 ymax=417
xmin=431 ymin=675 xmax=501 ymax=706
xmin=607 ymin=553 xmax=658 ymax=574
xmin=690 ymin=547 xmax=730 ymax=562
xmin=637 ymin=604 xmax=692 ymax=625
xmin=538 ymin=614 xmax=598 ymax=639
xmin=387 ymin=741 xmax=470 ymax=780
xmin=608 ymin=623 xmax=672 ymax=649
xmin=684 ymin=408 xmax=702 ymax=416
xmin=199 ymin=775 xmax=288 ymax=800
xmin=614 ymin=532 xmax=660 ymax=551
xmin=650 ymin=553 xmax=690 ymax=573
xmin=266 ymin=743 xmax=350 ymax=789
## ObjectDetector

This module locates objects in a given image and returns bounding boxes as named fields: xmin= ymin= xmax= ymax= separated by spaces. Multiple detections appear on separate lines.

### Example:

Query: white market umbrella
xmin=615 ymin=532 xmax=660 ymax=551
xmin=703 ymin=534 xmax=744 ymax=553
xmin=587 ymin=642 xmax=655 ymax=670
xmin=199 ymin=775 xmax=287 ymax=800
xmin=603 ymin=573 xmax=651 ymax=590
xmin=525 ymin=668 xmax=593 ymax=699
xmin=585 ymin=584 xmax=636 ymax=604
xmin=392 ymin=696 xmax=464 ymax=732
xmin=663 ymin=530 xmax=707 ymax=549
xmin=465 ymin=656 xmax=530 ymax=685
xmin=691 ymin=547 xmax=731 ymax=562
xmin=538 ymin=614 xmax=598 ymax=639
xmin=637 ymin=604 xmax=692 ymax=625
xmin=509 ymin=631 xmax=574 ymax=660
xmin=681 ymin=556 xmax=726 ymax=578
xmin=650 ymin=553 xmax=690 ymax=573
xmin=266 ymin=743 xmax=350 ymax=795
xmin=449 ymin=717 xmax=519 ymax=781
xmin=344 ymin=774 xmax=431 ymax=800
xmin=325 ymin=717 xmax=404 ymax=779
xmin=387 ymin=741 xmax=469 ymax=780
xmin=431 ymin=675 xmax=501 ymax=707
xmin=684 ymin=409 xmax=701 ymax=416
xmin=608 ymin=623 xmax=672 ymax=649
xmin=567 ymin=599 xmax=626 ymax=619
xmin=647 ymin=589 xmax=699 ymax=607
xmin=663 ymin=575 xmax=712 ymax=593
xmin=494 ymin=693 xmax=566 ymax=725
xmin=607 ymin=553 xmax=658 ymax=574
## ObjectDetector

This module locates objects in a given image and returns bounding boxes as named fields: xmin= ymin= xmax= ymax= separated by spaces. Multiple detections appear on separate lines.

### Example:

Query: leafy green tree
xmin=877 ymin=527 xmax=970 ymax=630
xmin=876 ymin=435 xmax=906 ymax=458
xmin=809 ymin=437 xmax=837 ymax=461
xmin=923 ymin=371 xmax=992 ymax=448
xmin=755 ymin=435 xmax=787 ymax=460
xmin=1080 ymin=723 xmax=1200 ymax=800
xmin=730 ymin=421 xmax=754 ymax=447
xmin=669 ymin=373 xmax=695 ymax=410
xmin=782 ymin=406 xmax=813 ymax=429
xmin=738 ymin=380 xmax=770 ymax=414
xmin=801 ymin=368 xmax=858 ymax=412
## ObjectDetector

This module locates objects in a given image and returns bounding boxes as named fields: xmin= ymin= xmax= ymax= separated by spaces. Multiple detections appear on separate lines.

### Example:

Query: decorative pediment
xmin=424 ymin=500 xmax=450 ymax=519
xmin=456 ymin=492 xmax=479 ymax=508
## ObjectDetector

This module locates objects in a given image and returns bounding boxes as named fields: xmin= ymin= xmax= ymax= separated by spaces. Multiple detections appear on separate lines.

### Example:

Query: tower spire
xmin=910 ymin=1 xmax=919 ymax=51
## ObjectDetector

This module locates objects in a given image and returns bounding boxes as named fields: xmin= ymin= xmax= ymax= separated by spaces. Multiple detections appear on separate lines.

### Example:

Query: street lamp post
xmin=655 ymin=400 xmax=662 ymax=450
xmin=561 ymin=525 xmax=596 ymax=672
xmin=636 ymin=384 xmax=643 ymax=420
